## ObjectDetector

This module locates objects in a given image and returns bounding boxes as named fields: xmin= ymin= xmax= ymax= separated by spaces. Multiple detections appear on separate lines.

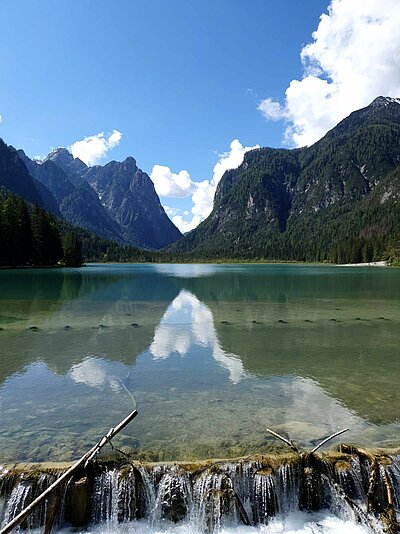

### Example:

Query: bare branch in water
xmin=311 ymin=428 xmax=349 ymax=453
xmin=266 ymin=428 xmax=300 ymax=452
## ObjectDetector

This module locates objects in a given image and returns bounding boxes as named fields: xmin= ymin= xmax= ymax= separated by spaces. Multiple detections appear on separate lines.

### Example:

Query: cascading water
xmin=152 ymin=465 xmax=192 ymax=524
xmin=0 ymin=450 xmax=398 ymax=533
xmin=0 ymin=469 xmax=62 ymax=531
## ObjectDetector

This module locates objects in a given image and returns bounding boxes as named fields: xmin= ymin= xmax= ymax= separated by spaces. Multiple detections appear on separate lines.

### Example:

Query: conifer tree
xmin=31 ymin=205 xmax=63 ymax=265
xmin=62 ymin=232 xmax=83 ymax=267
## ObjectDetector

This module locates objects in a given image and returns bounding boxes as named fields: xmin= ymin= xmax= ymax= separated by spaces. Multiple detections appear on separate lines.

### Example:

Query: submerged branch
xmin=311 ymin=428 xmax=349 ymax=453
xmin=266 ymin=428 xmax=300 ymax=452
xmin=266 ymin=427 xmax=349 ymax=454
xmin=0 ymin=409 xmax=138 ymax=534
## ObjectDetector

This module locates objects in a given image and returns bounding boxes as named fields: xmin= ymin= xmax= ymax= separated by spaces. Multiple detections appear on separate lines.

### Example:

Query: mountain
xmin=170 ymin=96 xmax=400 ymax=261
xmin=45 ymin=148 xmax=181 ymax=249
xmin=79 ymin=157 xmax=182 ymax=249
xmin=19 ymin=150 xmax=123 ymax=242
xmin=0 ymin=139 xmax=60 ymax=216
xmin=44 ymin=147 xmax=87 ymax=175
xmin=0 ymin=144 xmax=181 ymax=250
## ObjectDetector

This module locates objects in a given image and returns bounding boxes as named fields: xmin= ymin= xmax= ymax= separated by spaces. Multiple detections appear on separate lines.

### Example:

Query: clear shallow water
xmin=1 ymin=263 xmax=400 ymax=463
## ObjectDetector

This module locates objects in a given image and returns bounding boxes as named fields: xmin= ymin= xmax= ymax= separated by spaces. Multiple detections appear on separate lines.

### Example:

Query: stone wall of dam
xmin=1 ymin=447 xmax=400 ymax=533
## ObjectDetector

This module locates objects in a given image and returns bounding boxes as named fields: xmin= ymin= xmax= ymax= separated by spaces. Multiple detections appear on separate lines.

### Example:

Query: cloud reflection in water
xmin=150 ymin=290 xmax=245 ymax=384
xmin=70 ymin=357 xmax=125 ymax=392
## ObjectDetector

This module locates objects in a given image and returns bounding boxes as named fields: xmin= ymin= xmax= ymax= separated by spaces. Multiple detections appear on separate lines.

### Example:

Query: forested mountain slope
xmin=170 ymin=97 xmax=400 ymax=262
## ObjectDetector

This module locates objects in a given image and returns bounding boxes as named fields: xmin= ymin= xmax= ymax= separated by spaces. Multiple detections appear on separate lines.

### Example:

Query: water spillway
xmin=1 ymin=447 xmax=399 ymax=533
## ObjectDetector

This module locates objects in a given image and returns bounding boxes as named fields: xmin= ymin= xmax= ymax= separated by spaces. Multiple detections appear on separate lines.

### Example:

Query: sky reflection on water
xmin=1 ymin=264 xmax=400 ymax=462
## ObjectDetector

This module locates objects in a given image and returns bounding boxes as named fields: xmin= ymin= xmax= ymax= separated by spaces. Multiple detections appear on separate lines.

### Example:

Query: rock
xmin=67 ymin=477 xmax=90 ymax=527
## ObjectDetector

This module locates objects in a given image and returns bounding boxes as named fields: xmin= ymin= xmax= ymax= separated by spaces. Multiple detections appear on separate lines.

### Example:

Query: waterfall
xmin=0 ymin=470 xmax=61 ymax=531
xmin=0 ymin=449 xmax=399 ymax=533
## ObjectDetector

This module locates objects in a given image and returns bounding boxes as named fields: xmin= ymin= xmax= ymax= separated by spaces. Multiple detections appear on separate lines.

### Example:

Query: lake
xmin=1 ymin=263 xmax=400 ymax=463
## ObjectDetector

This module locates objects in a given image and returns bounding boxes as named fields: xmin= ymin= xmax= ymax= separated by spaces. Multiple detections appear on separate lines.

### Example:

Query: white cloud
xmin=257 ymin=98 xmax=286 ymax=121
xmin=150 ymin=165 xmax=195 ymax=198
xmin=211 ymin=139 xmax=259 ymax=186
xmin=154 ymin=139 xmax=259 ymax=233
xmin=70 ymin=129 xmax=122 ymax=165
xmin=0 ymin=114 xmax=2 ymax=123
xmin=163 ymin=206 xmax=190 ymax=218
xmin=258 ymin=0 xmax=400 ymax=147
xmin=172 ymin=215 xmax=203 ymax=234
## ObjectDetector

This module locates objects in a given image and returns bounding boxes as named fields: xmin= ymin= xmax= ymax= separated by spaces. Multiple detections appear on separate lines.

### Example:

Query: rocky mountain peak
xmin=122 ymin=156 xmax=137 ymax=168
xmin=80 ymin=158 xmax=182 ymax=249
xmin=44 ymin=147 xmax=87 ymax=176
xmin=371 ymin=96 xmax=400 ymax=108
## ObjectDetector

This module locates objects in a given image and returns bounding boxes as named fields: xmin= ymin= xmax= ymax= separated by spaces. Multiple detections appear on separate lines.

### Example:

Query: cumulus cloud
xmin=70 ymin=129 xmax=122 ymax=165
xmin=0 ymin=114 xmax=2 ymax=123
xmin=257 ymin=98 xmax=286 ymax=121
xmin=163 ymin=206 xmax=190 ymax=218
xmin=153 ymin=139 xmax=259 ymax=233
xmin=172 ymin=214 xmax=203 ymax=234
xmin=150 ymin=165 xmax=195 ymax=198
xmin=258 ymin=0 xmax=400 ymax=147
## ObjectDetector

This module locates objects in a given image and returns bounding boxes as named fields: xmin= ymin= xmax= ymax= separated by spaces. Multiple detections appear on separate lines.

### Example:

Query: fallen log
xmin=0 ymin=409 xmax=138 ymax=534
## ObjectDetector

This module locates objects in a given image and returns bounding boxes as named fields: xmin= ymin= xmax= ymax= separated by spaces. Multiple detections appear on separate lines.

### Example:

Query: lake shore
xmin=337 ymin=260 xmax=388 ymax=267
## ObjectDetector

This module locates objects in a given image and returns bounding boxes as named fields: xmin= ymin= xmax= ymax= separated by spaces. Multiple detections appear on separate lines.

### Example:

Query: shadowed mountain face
xmin=42 ymin=149 xmax=182 ymax=249
xmin=8 ymin=146 xmax=182 ymax=249
xmin=171 ymin=96 xmax=400 ymax=259
xmin=19 ymin=150 xmax=123 ymax=242
xmin=44 ymin=147 xmax=87 ymax=175
xmin=0 ymin=140 xmax=60 ymax=215
xmin=80 ymin=157 xmax=182 ymax=249
xmin=0 ymin=142 xmax=181 ymax=250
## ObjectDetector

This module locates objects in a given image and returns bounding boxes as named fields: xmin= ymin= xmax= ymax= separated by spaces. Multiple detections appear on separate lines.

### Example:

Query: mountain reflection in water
xmin=150 ymin=289 xmax=245 ymax=384
xmin=0 ymin=264 xmax=400 ymax=462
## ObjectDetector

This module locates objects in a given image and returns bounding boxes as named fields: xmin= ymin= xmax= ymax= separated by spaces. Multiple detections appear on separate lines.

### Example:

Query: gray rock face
xmin=80 ymin=157 xmax=182 ymax=249
xmin=44 ymin=148 xmax=87 ymax=176
xmin=21 ymin=149 xmax=182 ymax=249
xmin=19 ymin=150 xmax=122 ymax=242
xmin=0 ymin=141 xmax=59 ymax=215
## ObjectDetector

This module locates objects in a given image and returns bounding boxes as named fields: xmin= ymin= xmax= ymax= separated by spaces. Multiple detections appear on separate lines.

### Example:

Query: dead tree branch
xmin=0 ymin=409 xmax=138 ymax=534
xmin=310 ymin=428 xmax=349 ymax=453
xmin=266 ymin=428 xmax=300 ymax=452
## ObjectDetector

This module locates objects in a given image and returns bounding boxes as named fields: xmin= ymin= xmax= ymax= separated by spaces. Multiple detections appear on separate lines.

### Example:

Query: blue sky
xmin=1 ymin=0 xmax=400 ymax=231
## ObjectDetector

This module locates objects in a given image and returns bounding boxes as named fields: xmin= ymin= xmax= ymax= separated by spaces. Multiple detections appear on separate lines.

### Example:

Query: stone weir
xmin=1 ymin=446 xmax=400 ymax=533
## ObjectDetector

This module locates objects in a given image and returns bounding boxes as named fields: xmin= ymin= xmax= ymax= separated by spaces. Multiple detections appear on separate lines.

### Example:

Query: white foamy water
xmin=68 ymin=512 xmax=371 ymax=534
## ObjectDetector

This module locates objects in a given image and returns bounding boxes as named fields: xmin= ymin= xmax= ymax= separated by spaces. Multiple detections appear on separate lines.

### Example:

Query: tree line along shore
xmin=1 ymin=188 xmax=400 ymax=268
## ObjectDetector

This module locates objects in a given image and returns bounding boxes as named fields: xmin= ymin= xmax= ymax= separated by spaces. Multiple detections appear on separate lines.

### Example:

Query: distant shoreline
xmin=337 ymin=260 xmax=387 ymax=267
xmin=0 ymin=260 xmax=393 ymax=269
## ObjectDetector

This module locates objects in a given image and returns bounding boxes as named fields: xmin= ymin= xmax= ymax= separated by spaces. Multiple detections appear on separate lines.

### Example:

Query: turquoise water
xmin=1 ymin=263 xmax=400 ymax=463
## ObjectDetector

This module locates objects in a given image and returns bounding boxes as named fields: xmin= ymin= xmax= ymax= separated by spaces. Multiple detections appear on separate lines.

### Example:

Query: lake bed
xmin=1 ymin=263 xmax=400 ymax=463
